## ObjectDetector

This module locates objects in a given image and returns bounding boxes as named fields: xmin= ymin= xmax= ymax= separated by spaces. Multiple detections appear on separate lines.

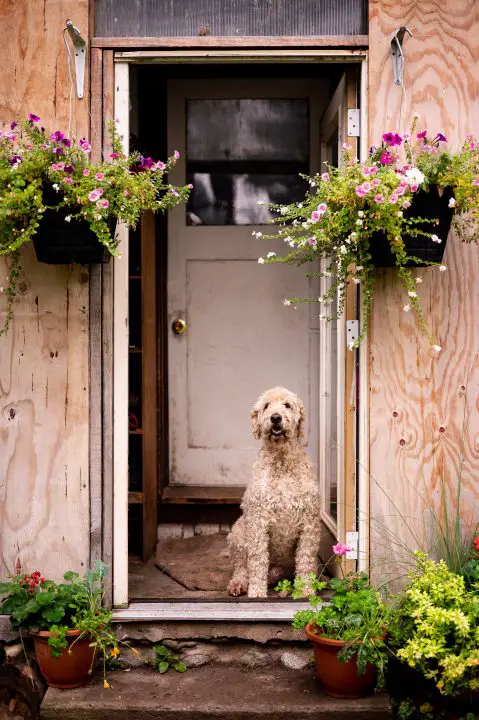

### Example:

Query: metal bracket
xmin=65 ymin=19 xmax=86 ymax=99
xmin=346 ymin=531 xmax=359 ymax=561
xmin=347 ymin=109 xmax=360 ymax=137
xmin=346 ymin=319 xmax=359 ymax=348
xmin=391 ymin=26 xmax=413 ymax=86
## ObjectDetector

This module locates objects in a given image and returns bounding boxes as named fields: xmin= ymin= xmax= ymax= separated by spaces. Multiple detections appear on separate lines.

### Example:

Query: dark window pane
xmin=186 ymin=99 xmax=309 ymax=225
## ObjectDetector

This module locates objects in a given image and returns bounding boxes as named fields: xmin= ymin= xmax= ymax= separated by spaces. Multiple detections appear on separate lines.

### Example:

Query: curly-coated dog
xmin=227 ymin=387 xmax=320 ymax=598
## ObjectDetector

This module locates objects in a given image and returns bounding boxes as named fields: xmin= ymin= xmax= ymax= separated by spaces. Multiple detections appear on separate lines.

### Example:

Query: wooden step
xmin=161 ymin=485 xmax=245 ymax=504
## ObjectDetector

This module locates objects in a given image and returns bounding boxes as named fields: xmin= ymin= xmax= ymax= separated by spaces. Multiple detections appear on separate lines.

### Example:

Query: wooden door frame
xmin=90 ymin=48 xmax=369 ymax=613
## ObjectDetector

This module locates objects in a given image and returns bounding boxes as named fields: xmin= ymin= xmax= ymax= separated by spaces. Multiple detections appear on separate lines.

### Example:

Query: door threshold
xmin=113 ymin=600 xmax=311 ymax=622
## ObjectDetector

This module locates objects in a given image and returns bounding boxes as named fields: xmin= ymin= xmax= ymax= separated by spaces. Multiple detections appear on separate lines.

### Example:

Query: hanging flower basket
xmin=32 ymin=184 xmax=116 ymax=265
xmin=368 ymin=185 xmax=455 ymax=267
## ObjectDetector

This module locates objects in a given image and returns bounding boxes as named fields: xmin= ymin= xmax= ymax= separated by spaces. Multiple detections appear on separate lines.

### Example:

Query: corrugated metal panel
xmin=94 ymin=0 xmax=368 ymax=37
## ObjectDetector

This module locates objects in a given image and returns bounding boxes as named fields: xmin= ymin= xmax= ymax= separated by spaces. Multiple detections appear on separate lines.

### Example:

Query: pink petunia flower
xmin=83 ymin=168 xmax=90 ymax=176
xmin=123 ymin=190 xmax=130 ymax=197
xmin=317 ymin=203 xmax=327 ymax=214
xmin=79 ymin=138 xmax=91 ymax=153
xmin=473 ymin=178 xmax=479 ymax=186
xmin=417 ymin=130 xmax=428 ymax=139
xmin=88 ymin=188 xmax=104 ymax=202
xmin=389 ymin=194 xmax=398 ymax=204
xmin=62 ymin=177 xmax=73 ymax=185
xmin=187 ymin=183 xmax=194 ymax=189
xmin=311 ymin=211 xmax=320 ymax=222
xmin=402 ymin=200 xmax=411 ymax=209
xmin=371 ymin=177 xmax=381 ymax=187
xmin=173 ymin=150 xmax=180 ymax=160
xmin=95 ymin=172 xmax=105 ymax=181
xmin=96 ymin=199 xmax=110 ymax=209
xmin=28 ymin=113 xmax=41 ymax=123
xmin=355 ymin=185 xmax=367 ymax=198
xmin=307 ymin=237 xmax=317 ymax=246
xmin=380 ymin=152 xmax=394 ymax=165
xmin=410 ymin=183 xmax=419 ymax=192
xmin=321 ymin=172 xmax=330 ymax=182
xmin=109 ymin=152 xmax=122 ymax=159
xmin=369 ymin=166 xmax=378 ymax=175
xmin=470 ymin=141 xmax=478 ymax=150
xmin=374 ymin=194 xmax=385 ymax=204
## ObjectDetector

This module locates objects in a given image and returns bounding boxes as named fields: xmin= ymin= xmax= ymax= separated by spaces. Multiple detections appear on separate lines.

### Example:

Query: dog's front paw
xmin=227 ymin=578 xmax=247 ymax=597
xmin=247 ymin=584 xmax=268 ymax=598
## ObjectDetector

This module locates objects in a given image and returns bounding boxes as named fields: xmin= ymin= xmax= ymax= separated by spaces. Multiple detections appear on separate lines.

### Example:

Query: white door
xmin=167 ymin=79 xmax=327 ymax=487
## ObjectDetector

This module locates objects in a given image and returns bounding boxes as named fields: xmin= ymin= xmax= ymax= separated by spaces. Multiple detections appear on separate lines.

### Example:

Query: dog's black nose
xmin=271 ymin=413 xmax=282 ymax=425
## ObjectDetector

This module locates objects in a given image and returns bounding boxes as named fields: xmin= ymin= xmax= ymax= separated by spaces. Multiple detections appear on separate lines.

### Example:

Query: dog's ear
xmin=296 ymin=400 xmax=305 ymax=439
xmin=250 ymin=403 xmax=262 ymax=439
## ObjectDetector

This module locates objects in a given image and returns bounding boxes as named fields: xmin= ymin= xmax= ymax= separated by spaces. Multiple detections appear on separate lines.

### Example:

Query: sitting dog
xmin=227 ymin=387 xmax=321 ymax=598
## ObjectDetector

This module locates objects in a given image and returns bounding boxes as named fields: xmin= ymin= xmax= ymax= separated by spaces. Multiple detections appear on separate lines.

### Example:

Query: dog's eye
xmin=264 ymin=403 xmax=269 ymax=411
xmin=284 ymin=402 xmax=291 ymax=409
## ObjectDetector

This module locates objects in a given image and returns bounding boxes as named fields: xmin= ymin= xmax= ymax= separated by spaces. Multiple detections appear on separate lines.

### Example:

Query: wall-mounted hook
xmin=391 ymin=26 xmax=413 ymax=86
xmin=65 ymin=19 xmax=86 ymax=99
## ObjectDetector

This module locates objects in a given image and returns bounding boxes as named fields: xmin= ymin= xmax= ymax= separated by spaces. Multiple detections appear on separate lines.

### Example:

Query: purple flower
xmin=8 ymin=154 xmax=22 ymax=166
xmin=52 ymin=147 xmax=64 ymax=155
xmin=109 ymin=152 xmax=121 ymax=159
xmin=64 ymin=165 xmax=74 ymax=174
xmin=307 ymin=237 xmax=317 ymax=246
xmin=28 ymin=113 xmax=41 ymax=123
xmin=79 ymin=138 xmax=91 ymax=153
xmin=50 ymin=130 xmax=65 ymax=142
xmin=10 ymin=120 xmax=18 ymax=130
xmin=139 ymin=156 xmax=154 ymax=170
xmin=380 ymin=152 xmax=394 ymax=165
xmin=173 ymin=150 xmax=181 ymax=160
xmin=417 ymin=130 xmax=428 ymax=140
xmin=435 ymin=133 xmax=447 ymax=142
xmin=382 ymin=132 xmax=396 ymax=145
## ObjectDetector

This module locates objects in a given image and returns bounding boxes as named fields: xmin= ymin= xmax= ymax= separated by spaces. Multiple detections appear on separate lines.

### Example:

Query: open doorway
xmin=124 ymin=61 xmax=362 ymax=602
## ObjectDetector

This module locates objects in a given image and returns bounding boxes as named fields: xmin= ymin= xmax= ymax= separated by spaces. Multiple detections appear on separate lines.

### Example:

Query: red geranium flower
xmin=473 ymin=536 xmax=479 ymax=552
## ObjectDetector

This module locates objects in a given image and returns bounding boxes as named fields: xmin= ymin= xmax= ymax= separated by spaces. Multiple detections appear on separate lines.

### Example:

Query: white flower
xmin=397 ymin=211 xmax=403 ymax=217
xmin=405 ymin=168 xmax=425 ymax=185
xmin=52 ymin=183 xmax=59 ymax=191
xmin=356 ymin=265 xmax=363 ymax=271
xmin=289 ymin=241 xmax=295 ymax=247
xmin=302 ymin=222 xmax=309 ymax=229
xmin=310 ymin=182 xmax=317 ymax=188
xmin=340 ymin=245 xmax=348 ymax=255
xmin=439 ymin=264 xmax=447 ymax=272
xmin=448 ymin=197 xmax=456 ymax=208
xmin=358 ymin=210 xmax=364 ymax=217
xmin=431 ymin=234 xmax=442 ymax=243
xmin=351 ymin=232 xmax=358 ymax=239
xmin=283 ymin=298 xmax=291 ymax=306
xmin=256 ymin=231 xmax=263 ymax=237
xmin=433 ymin=345 xmax=442 ymax=353
xmin=415 ymin=277 xmax=423 ymax=284
xmin=318 ymin=296 xmax=324 ymax=303
xmin=257 ymin=257 xmax=265 ymax=264
xmin=266 ymin=251 xmax=276 ymax=258
xmin=403 ymin=304 xmax=411 ymax=312
xmin=65 ymin=215 xmax=72 ymax=223
xmin=0 ymin=286 xmax=3 ymax=293
xmin=408 ymin=290 xmax=417 ymax=298
xmin=280 ymin=206 xmax=288 ymax=215
xmin=356 ymin=219 xmax=363 ymax=226
xmin=298 ymin=203 xmax=303 ymax=208
xmin=347 ymin=342 xmax=355 ymax=351
xmin=353 ymin=278 xmax=360 ymax=284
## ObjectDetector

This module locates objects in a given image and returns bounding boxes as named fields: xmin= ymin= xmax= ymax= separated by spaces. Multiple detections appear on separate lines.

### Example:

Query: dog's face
xmin=251 ymin=387 xmax=305 ymax=444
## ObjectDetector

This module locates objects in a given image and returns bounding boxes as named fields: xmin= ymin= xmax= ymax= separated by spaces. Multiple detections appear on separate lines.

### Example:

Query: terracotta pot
xmin=32 ymin=630 xmax=95 ymax=689
xmin=305 ymin=624 xmax=379 ymax=699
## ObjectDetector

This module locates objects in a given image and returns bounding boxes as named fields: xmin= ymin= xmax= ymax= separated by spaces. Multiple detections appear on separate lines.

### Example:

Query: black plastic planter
xmin=367 ymin=186 xmax=454 ymax=267
xmin=33 ymin=184 xmax=116 ymax=265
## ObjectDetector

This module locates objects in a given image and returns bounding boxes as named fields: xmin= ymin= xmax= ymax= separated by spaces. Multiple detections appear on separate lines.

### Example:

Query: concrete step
xmin=41 ymin=666 xmax=392 ymax=720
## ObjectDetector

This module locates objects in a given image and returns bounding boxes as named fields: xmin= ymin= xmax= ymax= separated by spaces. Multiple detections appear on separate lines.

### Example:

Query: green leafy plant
xmin=0 ymin=562 xmax=133 ymax=687
xmin=258 ymin=116 xmax=479 ymax=348
xmin=277 ymin=544 xmax=391 ymax=688
xmin=389 ymin=553 xmax=479 ymax=698
xmin=0 ymin=114 xmax=191 ymax=336
xmin=149 ymin=644 xmax=187 ymax=674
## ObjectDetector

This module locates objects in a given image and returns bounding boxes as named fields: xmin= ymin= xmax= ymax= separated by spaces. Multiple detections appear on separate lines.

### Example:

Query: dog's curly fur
xmin=227 ymin=387 xmax=320 ymax=598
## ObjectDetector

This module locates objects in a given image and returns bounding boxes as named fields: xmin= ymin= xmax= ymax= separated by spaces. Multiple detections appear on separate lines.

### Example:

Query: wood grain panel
xmin=0 ymin=0 xmax=90 ymax=579
xmin=368 ymin=0 xmax=479 ymax=580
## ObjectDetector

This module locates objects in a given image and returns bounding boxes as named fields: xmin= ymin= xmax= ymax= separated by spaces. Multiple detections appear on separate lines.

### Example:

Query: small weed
xmin=150 ymin=644 xmax=187 ymax=674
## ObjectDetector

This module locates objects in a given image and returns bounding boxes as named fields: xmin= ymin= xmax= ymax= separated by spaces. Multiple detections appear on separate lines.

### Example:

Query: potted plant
xmin=258 ymin=116 xmax=479 ymax=348
xmin=277 ymin=544 xmax=390 ymax=698
xmin=387 ymin=552 xmax=479 ymax=720
xmin=0 ymin=562 xmax=131 ymax=689
xmin=0 ymin=113 xmax=191 ymax=336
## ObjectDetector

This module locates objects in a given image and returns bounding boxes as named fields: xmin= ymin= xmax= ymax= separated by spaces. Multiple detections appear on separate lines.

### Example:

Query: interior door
xmin=166 ymin=78 xmax=326 ymax=488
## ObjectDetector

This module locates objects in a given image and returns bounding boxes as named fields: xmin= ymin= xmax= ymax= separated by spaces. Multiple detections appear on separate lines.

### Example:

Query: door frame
xmin=107 ymin=49 xmax=369 ymax=612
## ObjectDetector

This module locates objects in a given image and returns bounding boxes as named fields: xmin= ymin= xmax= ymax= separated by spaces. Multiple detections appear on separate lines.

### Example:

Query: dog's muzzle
xmin=270 ymin=413 xmax=286 ymax=439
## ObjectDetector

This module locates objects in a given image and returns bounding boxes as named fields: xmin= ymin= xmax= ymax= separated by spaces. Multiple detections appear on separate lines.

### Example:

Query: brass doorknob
xmin=172 ymin=318 xmax=187 ymax=335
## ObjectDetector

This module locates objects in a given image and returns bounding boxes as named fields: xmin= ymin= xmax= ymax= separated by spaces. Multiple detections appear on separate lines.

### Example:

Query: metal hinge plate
xmin=347 ymin=109 xmax=360 ymax=137
xmin=346 ymin=531 xmax=359 ymax=560
xmin=346 ymin=319 xmax=359 ymax=349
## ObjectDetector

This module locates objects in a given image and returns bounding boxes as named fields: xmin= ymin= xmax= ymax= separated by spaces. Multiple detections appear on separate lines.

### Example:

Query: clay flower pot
xmin=32 ymin=629 xmax=95 ymax=689
xmin=305 ymin=624 xmax=379 ymax=699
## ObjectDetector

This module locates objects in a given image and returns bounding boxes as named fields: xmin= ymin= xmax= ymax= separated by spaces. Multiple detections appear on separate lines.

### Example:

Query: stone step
xmin=41 ymin=666 xmax=392 ymax=720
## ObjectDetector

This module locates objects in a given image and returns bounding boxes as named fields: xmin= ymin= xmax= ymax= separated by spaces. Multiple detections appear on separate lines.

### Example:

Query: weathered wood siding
xmin=0 ymin=0 xmax=90 ymax=579
xmin=369 ymin=0 xmax=479 ymax=577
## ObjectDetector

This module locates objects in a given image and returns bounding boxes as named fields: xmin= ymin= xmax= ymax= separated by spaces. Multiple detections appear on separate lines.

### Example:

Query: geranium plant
xmin=277 ymin=543 xmax=391 ymax=689
xmin=259 ymin=116 xmax=479 ymax=348
xmin=0 ymin=562 xmax=133 ymax=687
xmin=0 ymin=113 xmax=190 ymax=335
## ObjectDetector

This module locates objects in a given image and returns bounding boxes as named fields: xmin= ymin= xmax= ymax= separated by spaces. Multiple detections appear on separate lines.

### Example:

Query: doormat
xmin=155 ymin=533 xmax=232 ymax=591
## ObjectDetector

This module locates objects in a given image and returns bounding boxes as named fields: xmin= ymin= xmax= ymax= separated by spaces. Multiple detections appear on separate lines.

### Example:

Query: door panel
xmin=167 ymin=79 xmax=326 ymax=487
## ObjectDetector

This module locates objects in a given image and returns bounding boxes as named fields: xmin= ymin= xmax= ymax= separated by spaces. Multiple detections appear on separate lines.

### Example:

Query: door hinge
xmin=347 ymin=109 xmax=360 ymax=137
xmin=346 ymin=531 xmax=359 ymax=560
xmin=346 ymin=319 xmax=359 ymax=349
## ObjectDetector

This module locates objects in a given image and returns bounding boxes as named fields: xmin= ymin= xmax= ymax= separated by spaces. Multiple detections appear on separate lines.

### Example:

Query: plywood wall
xmin=368 ymin=0 xmax=479 ymax=580
xmin=0 ymin=0 xmax=90 ymax=579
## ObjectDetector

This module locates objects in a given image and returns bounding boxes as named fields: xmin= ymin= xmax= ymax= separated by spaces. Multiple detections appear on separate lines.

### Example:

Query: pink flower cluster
xmin=310 ymin=203 xmax=327 ymax=222
xmin=332 ymin=543 xmax=353 ymax=557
